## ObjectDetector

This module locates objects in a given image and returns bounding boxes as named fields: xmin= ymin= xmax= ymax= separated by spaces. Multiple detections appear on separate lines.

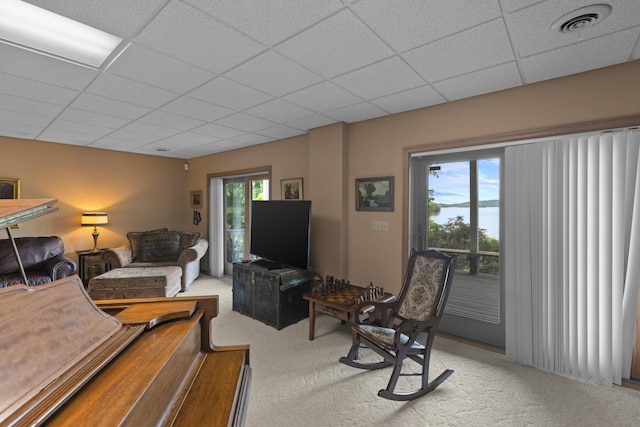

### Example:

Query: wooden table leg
xmin=308 ymin=301 xmax=316 ymax=340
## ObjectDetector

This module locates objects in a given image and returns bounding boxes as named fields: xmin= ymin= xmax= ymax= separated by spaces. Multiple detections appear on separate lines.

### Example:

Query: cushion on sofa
xmin=180 ymin=231 xmax=202 ymax=251
xmin=127 ymin=228 xmax=168 ymax=260
xmin=138 ymin=231 xmax=182 ymax=262
xmin=0 ymin=272 xmax=53 ymax=287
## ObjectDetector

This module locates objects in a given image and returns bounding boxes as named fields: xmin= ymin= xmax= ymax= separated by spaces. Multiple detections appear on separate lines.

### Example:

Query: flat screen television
xmin=249 ymin=200 xmax=311 ymax=271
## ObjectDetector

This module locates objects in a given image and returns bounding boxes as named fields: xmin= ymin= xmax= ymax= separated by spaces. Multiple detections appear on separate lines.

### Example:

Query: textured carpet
xmin=181 ymin=275 xmax=640 ymax=427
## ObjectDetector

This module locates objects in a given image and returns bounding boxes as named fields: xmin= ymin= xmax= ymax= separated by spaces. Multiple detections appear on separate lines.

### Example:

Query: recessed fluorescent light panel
xmin=0 ymin=0 xmax=122 ymax=68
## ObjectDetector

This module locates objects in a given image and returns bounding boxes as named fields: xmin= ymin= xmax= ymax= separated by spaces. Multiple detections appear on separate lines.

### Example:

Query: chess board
xmin=303 ymin=283 xmax=395 ymax=340
xmin=314 ymin=284 xmax=374 ymax=307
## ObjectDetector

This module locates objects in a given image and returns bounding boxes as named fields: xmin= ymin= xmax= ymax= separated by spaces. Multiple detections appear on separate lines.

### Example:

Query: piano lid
xmin=0 ymin=199 xmax=58 ymax=230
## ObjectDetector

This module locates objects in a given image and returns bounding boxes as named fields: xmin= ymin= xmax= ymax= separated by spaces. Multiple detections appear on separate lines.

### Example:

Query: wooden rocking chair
xmin=339 ymin=248 xmax=457 ymax=401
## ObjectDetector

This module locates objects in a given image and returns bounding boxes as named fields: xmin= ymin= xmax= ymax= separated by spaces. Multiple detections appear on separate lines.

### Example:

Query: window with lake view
xmin=409 ymin=149 xmax=504 ymax=348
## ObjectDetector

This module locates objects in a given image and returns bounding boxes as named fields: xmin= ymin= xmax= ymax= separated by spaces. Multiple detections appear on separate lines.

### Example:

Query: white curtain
xmin=504 ymin=129 xmax=640 ymax=385
xmin=208 ymin=177 xmax=225 ymax=278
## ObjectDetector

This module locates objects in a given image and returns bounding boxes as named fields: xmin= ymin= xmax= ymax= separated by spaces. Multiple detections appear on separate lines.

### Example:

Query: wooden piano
xmin=0 ymin=199 xmax=251 ymax=426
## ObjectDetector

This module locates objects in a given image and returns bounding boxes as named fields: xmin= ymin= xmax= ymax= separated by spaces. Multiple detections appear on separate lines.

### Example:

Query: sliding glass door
xmin=223 ymin=174 xmax=269 ymax=275
xmin=410 ymin=149 xmax=504 ymax=348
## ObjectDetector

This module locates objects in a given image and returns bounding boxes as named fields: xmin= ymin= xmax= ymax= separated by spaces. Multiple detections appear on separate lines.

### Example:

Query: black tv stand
xmin=250 ymin=258 xmax=283 ymax=271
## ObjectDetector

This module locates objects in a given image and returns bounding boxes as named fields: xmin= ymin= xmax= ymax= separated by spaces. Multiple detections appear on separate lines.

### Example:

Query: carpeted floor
xmin=181 ymin=274 xmax=640 ymax=427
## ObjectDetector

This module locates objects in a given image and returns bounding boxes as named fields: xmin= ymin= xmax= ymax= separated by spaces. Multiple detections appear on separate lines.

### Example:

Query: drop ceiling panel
xmin=370 ymin=85 xmax=446 ymax=114
xmin=170 ymin=131 xmax=221 ymax=145
xmin=28 ymin=0 xmax=169 ymax=39
xmin=192 ymin=123 xmax=247 ymax=139
xmin=57 ymin=108 xmax=131 ymax=129
xmin=107 ymin=129 xmax=163 ymax=143
xmin=86 ymin=74 xmax=178 ymax=108
xmin=506 ymin=0 xmax=640 ymax=58
xmin=120 ymin=121 xmax=182 ymax=139
xmin=500 ymin=0 xmax=543 ymax=14
xmin=134 ymin=1 xmax=266 ymax=74
xmin=185 ymin=0 xmax=344 ymax=45
xmin=0 ymin=110 xmax=51 ymax=128
xmin=0 ymin=72 xmax=78 ymax=105
xmin=245 ymin=99 xmax=313 ymax=123
xmin=351 ymin=0 xmax=503 ymax=52
xmin=275 ymin=9 xmax=395 ymax=78
xmin=283 ymin=81 xmax=362 ymax=113
xmin=0 ymin=93 xmax=64 ymax=118
xmin=403 ymin=19 xmax=515 ymax=83
xmin=333 ymin=56 xmax=426 ymax=99
xmin=214 ymin=113 xmax=276 ymax=132
xmin=139 ymin=110 xmax=206 ymax=131
xmin=209 ymin=140 xmax=249 ymax=150
xmin=46 ymin=119 xmax=114 ymax=137
xmin=520 ymin=27 xmax=640 ymax=83
xmin=286 ymin=114 xmax=337 ymax=131
xmin=433 ymin=62 xmax=522 ymax=101
xmin=224 ymin=51 xmax=323 ymax=96
xmin=91 ymin=136 xmax=148 ymax=149
xmin=173 ymin=144 xmax=225 ymax=157
xmin=131 ymin=145 xmax=181 ymax=157
xmin=0 ymin=123 xmax=42 ymax=140
xmin=39 ymin=128 xmax=100 ymax=145
xmin=257 ymin=125 xmax=305 ymax=139
xmin=231 ymin=133 xmax=275 ymax=145
xmin=0 ymin=44 xmax=98 ymax=90
xmin=189 ymin=77 xmax=273 ymax=111
xmin=70 ymin=93 xmax=151 ymax=120
xmin=324 ymin=102 xmax=388 ymax=123
xmin=105 ymin=43 xmax=216 ymax=94
xmin=161 ymin=96 xmax=235 ymax=122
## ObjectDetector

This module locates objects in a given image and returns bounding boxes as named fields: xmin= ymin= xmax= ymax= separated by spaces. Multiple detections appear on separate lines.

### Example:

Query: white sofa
xmin=101 ymin=229 xmax=208 ymax=291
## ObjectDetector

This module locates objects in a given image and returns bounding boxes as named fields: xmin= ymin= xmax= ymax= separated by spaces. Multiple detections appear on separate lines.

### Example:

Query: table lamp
xmin=81 ymin=212 xmax=108 ymax=252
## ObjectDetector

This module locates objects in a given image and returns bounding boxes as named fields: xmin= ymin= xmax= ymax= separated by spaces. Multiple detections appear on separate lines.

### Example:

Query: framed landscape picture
xmin=281 ymin=178 xmax=303 ymax=200
xmin=356 ymin=176 xmax=394 ymax=211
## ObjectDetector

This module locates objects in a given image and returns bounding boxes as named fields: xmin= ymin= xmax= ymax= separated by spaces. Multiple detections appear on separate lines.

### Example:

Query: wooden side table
xmin=303 ymin=285 xmax=394 ymax=340
xmin=76 ymin=249 xmax=111 ymax=286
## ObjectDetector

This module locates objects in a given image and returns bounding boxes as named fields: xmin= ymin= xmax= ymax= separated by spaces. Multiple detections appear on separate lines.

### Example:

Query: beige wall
xmin=2 ymin=60 xmax=640 ymax=295
xmin=0 ymin=137 xmax=188 ymax=261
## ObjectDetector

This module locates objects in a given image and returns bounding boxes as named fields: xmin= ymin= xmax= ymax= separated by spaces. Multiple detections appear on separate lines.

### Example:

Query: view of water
xmin=430 ymin=206 xmax=500 ymax=238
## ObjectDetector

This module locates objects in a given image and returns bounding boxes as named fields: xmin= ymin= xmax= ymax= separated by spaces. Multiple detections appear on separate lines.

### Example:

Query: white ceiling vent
xmin=551 ymin=4 xmax=612 ymax=33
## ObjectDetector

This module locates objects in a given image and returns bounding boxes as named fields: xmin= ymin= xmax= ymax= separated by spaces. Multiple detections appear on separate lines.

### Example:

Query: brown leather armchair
xmin=0 ymin=236 xmax=77 ymax=287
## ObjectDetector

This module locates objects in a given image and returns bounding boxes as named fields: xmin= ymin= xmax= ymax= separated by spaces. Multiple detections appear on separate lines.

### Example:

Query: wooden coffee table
xmin=303 ymin=284 xmax=394 ymax=340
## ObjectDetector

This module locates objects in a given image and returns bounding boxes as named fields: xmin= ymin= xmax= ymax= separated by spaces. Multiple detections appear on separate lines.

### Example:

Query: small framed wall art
xmin=190 ymin=190 xmax=203 ymax=208
xmin=281 ymin=178 xmax=303 ymax=200
xmin=0 ymin=178 xmax=20 ymax=200
xmin=356 ymin=176 xmax=394 ymax=211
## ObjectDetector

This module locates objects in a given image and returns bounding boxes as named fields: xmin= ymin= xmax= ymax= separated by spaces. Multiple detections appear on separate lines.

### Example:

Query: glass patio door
xmin=409 ymin=149 xmax=504 ymax=348
xmin=223 ymin=175 xmax=268 ymax=275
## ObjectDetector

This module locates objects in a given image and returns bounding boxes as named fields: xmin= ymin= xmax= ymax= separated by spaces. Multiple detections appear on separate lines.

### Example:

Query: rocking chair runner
xmin=339 ymin=248 xmax=458 ymax=401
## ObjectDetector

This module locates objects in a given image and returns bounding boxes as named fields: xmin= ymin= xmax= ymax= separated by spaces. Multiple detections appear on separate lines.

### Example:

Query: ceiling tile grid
xmin=185 ymin=0 xmax=345 ymax=46
xmin=0 ymin=0 xmax=637 ymax=158
xmin=223 ymin=50 xmax=323 ymax=97
xmin=274 ymin=9 xmax=396 ymax=79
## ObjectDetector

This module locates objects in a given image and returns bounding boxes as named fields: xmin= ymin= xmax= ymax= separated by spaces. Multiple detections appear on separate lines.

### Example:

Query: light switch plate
xmin=372 ymin=220 xmax=389 ymax=231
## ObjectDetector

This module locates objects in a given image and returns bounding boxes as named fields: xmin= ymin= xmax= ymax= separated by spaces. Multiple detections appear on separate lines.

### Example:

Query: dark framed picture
xmin=356 ymin=176 xmax=394 ymax=211
xmin=281 ymin=178 xmax=303 ymax=200
xmin=0 ymin=178 xmax=20 ymax=200
xmin=190 ymin=190 xmax=202 ymax=208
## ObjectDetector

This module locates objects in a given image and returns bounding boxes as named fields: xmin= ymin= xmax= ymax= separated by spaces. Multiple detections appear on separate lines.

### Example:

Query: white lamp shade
xmin=81 ymin=212 xmax=108 ymax=226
